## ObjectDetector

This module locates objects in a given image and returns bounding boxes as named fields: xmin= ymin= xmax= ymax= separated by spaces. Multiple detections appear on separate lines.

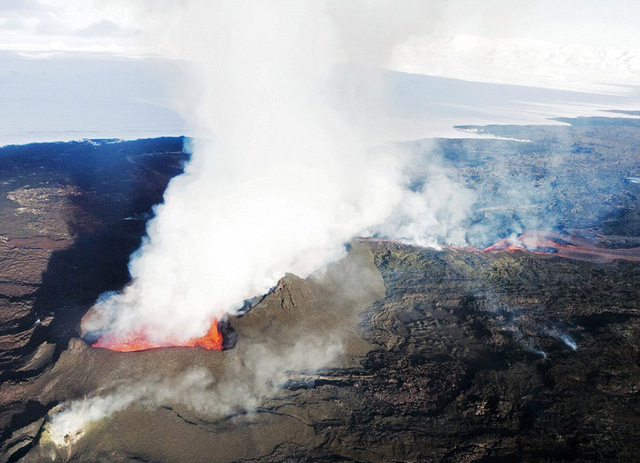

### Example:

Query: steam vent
xmin=0 ymin=114 xmax=638 ymax=463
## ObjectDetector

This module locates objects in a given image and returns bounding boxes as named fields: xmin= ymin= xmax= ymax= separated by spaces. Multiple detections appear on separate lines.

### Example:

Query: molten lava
xmin=482 ymin=230 xmax=640 ymax=263
xmin=92 ymin=320 xmax=223 ymax=352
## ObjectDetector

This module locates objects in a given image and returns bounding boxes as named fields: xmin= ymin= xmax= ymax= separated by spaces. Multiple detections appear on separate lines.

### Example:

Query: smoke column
xmin=82 ymin=0 xmax=467 ymax=345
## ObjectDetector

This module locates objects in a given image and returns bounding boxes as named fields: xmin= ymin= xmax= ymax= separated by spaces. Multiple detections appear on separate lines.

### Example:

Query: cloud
xmin=76 ymin=19 xmax=136 ymax=38
xmin=3 ymin=0 xmax=640 ymax=90
xmin=0 ymin=0 xmax=142 ymax=55
xmin=383 ymin=0 xmax=640 ymax=92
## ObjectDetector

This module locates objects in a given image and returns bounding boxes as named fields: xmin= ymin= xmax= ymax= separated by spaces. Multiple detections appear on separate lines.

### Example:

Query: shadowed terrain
xmin=0 ymin=138 xmax=187 ymax=460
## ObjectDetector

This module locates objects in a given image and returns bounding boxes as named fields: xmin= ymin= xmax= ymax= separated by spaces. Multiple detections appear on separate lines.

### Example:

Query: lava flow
xmin=483 ymin=230 xmax=640 ymax=263
xmin=92 ymin=320 xmax=223 ymax=352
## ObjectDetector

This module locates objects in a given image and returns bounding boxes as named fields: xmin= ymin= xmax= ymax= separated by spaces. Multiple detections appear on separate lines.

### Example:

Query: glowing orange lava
xmin=92 ymin=320 xmax=223 ymax=352
xmin=482 ymin=230 xmax=640 ymax=263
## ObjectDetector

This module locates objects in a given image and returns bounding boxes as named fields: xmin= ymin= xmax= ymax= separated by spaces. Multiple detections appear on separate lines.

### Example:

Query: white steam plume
xmin=82 ymin=1 xmax=468 ymax=345
xmin=373 ymin=143 xmax=477 ymax=247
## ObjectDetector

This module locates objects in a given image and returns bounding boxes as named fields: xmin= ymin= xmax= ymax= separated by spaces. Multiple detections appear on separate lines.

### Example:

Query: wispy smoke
xmin=372 ymin=141 xmax=477 ymax=247
xmin=47 ymin=337 xmax=341 ymax=448
xmin=473 ymin=293 xmax=580 ymax=358
xmin=81 ymin=1 xmax=469 ymax=345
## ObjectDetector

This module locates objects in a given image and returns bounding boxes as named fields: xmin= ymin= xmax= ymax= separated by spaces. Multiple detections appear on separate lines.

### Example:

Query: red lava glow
xmin=482 ymin=230 xmax=640 ymax=263
xmin=357 ymin=231 xmax=640 ymax=263
xmin=92 ymin=320 xmax=223 ymax=352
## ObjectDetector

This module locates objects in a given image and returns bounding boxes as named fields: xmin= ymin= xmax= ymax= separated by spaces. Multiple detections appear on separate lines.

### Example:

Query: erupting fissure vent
xmin=483 ymin=230 xmax=640 ymax=263
xmin=91 ymin=320 xmax=223 ymax=352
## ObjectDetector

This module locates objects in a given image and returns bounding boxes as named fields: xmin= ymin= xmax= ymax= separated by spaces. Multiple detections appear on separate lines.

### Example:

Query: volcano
xmin=2 ymin=115 xmax=640 ymax=462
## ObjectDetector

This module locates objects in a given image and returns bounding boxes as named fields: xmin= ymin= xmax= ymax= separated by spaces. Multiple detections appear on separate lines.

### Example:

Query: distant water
xmin=2 ymin=50 xmax=640 ymax=147
xmin=0 ymin=51 xmax=187 ymax=147
xmin=364 ymin=71 xmax=640 ymax=142
xmin=324 ymin=66 xmax=640 ymax=143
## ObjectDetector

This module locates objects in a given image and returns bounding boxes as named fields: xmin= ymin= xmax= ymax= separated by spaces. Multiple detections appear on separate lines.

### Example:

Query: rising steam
xmin=81 ymin=1 xmax=469 ymax=346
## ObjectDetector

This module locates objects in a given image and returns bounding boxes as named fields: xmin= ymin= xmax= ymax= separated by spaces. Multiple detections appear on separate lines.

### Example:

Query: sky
xmin=0 ymin=0 xmax=187 ymax=145
xmin=1 ymin=0 xmax=640 ymax=145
